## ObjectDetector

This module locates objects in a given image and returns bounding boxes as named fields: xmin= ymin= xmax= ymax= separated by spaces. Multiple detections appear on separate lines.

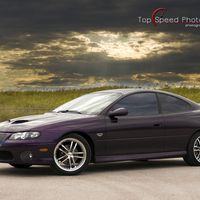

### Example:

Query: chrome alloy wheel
xmin=184 ymin=132 xmax=200 ymax=166
xmin=54 ymin=137 xmax=87 ymax=172
xmin=193 ymin=136 xmax=200 ymax=162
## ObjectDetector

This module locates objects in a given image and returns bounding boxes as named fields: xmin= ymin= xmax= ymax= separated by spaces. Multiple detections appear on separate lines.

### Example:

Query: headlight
xmin=9 ymin=131 xmax=41 ymax=140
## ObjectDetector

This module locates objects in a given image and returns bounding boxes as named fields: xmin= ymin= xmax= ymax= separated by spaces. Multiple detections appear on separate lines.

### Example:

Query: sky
xmin=0 ymin=0 xmax=200 ymax=90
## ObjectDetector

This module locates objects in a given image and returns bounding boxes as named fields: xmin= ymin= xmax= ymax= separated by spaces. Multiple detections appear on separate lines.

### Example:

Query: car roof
xmin=96 ymin=88 xmax=166 ymax=95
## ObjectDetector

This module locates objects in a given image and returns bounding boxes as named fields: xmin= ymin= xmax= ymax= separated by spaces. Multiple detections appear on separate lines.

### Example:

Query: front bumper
xmin=0 ymin=133 xmax=54 ymax=165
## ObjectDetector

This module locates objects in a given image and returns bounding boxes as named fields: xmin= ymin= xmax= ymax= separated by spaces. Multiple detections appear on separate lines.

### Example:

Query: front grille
xmin=0 ymin=134 xmax=7 ymax=142
xmin=0 ymin=151 xmax=14 ymax=160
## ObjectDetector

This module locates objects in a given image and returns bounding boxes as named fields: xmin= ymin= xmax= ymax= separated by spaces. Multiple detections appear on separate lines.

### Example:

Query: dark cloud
xmin=0 ymin=0 xmax=200 ymax=89
xmin=1 ymin=0 xmax=199 ymax=36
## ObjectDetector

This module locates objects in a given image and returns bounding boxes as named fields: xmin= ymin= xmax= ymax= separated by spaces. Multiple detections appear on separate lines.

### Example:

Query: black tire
xmin=51 ymin=133 xmax=91 ymax=175
xmin=9 ymin=164 xmax=32 ymax=168
xmin=184 ymin=132 xmax=200 ymax=166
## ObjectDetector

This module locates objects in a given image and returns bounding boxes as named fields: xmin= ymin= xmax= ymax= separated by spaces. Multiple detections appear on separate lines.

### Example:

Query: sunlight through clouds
xmin=83 ymin=32 xmax=188 ymax=60
xmin=0 ymin=31 xmax=199 ymax=89
xmin=0 ymin=1 xmax=199 ymax=90
xmin=0 ymin=31 xmax=196 ymax=66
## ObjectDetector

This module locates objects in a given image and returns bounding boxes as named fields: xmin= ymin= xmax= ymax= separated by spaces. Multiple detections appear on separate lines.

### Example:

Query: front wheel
xmin=51 ymin=134 xmax=91 ymax=175
xmin=184 ymin=132 xmax=200 ymax=166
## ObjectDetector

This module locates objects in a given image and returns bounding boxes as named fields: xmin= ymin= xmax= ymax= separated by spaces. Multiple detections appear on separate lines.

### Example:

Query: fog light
xmin=20 ymin=151 xmax=33 ymax=161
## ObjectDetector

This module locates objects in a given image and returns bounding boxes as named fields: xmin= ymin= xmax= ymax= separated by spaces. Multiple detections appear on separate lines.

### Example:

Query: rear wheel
xmin=184 ymin=132 xmax=200 ymax=166
xmin=51 ymin=133 xmax=91 ymax=175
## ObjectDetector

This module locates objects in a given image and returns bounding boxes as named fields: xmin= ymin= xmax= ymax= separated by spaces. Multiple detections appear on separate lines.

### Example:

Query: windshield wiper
xmin=57 ymin=110 xmax=82 ymax=114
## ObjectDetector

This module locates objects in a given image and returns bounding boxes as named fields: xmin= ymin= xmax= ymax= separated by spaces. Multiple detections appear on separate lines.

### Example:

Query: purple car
xmin=0 ymin=89 xmax=200 ymax=175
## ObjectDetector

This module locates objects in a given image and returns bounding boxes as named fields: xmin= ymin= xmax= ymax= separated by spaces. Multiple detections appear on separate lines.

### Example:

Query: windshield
xmin=53 ymin=92 xmax=122 ymax=115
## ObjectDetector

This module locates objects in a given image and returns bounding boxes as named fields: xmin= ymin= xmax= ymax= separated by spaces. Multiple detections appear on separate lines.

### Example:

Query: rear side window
xmin=111 ymin=93 xmax=159 ymax=116
xmin=158 ymin=93 xmax=191 ymax=114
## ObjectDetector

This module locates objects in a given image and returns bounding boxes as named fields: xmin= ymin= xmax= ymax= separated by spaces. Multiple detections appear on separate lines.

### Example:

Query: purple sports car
xmin=0 ymin=89 xmax=200 ymax=175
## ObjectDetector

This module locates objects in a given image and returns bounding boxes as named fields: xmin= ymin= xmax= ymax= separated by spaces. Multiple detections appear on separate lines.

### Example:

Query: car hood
xmin=0 ymin=112 xmax=97 ymax=132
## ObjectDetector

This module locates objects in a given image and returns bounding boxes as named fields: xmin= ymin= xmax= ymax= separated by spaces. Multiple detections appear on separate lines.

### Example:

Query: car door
xmin=105 ymin=92 xmax=164 ymax=155
xmin=157 ymin=93 xmax=198 ymax=152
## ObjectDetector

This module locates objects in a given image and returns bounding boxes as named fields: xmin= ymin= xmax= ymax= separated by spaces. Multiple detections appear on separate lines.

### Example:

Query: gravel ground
xmin=0 ymin=158 xmax=199 ymax=200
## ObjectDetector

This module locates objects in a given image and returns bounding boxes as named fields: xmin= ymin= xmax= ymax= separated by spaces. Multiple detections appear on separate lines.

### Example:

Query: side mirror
xmin=109 ymin=108 xmax=128 ymax=118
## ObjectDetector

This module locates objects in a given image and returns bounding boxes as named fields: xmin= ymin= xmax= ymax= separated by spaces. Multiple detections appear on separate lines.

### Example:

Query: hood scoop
xmin=9 ymin=120 xmax=30 ymax=124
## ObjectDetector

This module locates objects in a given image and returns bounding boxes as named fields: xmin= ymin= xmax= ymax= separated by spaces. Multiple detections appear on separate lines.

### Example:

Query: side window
xmin=158 ymin=93 xmax=191 ymax=114
xmin=111 ymin=93 xmax=159 ymax=116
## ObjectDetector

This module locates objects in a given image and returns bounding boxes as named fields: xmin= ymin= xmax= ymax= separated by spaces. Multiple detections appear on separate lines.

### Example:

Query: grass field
xmin=0 ymin=85 xmax=200 ymax=122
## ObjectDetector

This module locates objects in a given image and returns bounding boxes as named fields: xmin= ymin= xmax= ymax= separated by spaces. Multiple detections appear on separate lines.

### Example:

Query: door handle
xmin=154 ymin=123 xmax=162 ymax=127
